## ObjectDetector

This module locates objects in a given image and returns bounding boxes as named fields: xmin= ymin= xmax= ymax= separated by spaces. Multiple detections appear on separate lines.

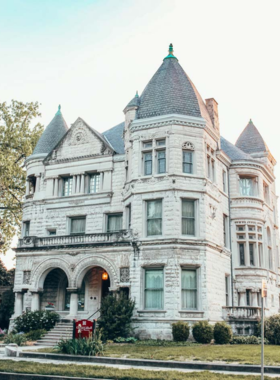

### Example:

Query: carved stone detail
xmin=120 ymin=267 xmax=130 ymax=283
xmin=182 ymin=141 xmax=195 ymax=150
xmin=23 ymin=270 xmax=31 ymax=284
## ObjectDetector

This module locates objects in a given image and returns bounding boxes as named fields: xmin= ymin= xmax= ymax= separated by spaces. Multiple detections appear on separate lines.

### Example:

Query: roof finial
xmin=135 ymin=91 xmax=139 ymax=98
xmin=169 ymin=43 xmax=174 ymax=55
xmin=56 ymin=104 xmax=61 ymax=115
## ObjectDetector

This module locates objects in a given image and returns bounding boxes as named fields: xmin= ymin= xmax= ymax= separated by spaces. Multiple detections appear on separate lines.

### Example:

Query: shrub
xmin=230 ymin=335 xmax=268 ymax=345
xmin=25 ymin=329 xmax=46 ymax=341
xmin=192 ymin=321 xmax=214 ymax=344
xmin=263 ymin=314 xmax=280 ymax=345
xmin=0 ymin=290 xmax=15 ymax=329
xmin=4 ymin=333 xmax=27 ymax=346
xmin=214 ymin=322 xmax=232 ymax=344
xmin=13 ymin=310 xmax=60 ymax=333
xmin=98 ymin=294 xmax=135 ymax=341
xmin=57 ymin=330 xmax=103 ymax=356
xmin=172 ymin=321 xmax=190 ymax=342
xmin=114 ymin=337 xmax=137 ymax=343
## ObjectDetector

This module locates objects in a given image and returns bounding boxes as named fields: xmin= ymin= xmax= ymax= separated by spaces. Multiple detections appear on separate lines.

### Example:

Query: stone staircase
xmin=35 ymin=320 xmax=73 ymax=347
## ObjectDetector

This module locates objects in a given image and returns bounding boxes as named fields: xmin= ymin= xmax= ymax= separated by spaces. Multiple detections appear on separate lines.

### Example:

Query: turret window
xmin=142 ymin=139 xmax=167 ymax=176
xmin=182 ymin=200 xmax=195 ymax=236
xmin=239 ymin=176 xmax=258 ymax=196
xmin=23 ymin=221 xmax=30 ymax=237
xmin=144 ymin=152 xmax=152 ymax=176
xmin=157 ymin=151 xmax=166 ymax=174
xmin=183 ymin=151 xmax=193 ymax=174
xmin=146 ymin=200 xmax=162 ymax=236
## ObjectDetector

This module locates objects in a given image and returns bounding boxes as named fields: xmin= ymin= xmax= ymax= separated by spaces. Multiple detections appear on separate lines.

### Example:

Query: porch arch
xmin=73 ymin=255 xmax=118 ymax=290
xmin=30 ymin=258 xmax=72 ymax=290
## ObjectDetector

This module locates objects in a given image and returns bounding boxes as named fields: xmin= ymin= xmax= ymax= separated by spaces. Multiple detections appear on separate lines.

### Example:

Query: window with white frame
xmin=182 ymin=200 xmax=195 ymax=236
xmin=182 ymin=150 xmax=193 ymax=174
xmin=206 ymin=145 xmax=215 ymax=181
xmin=267 ymin=227 xmax=273 ymax=270
xmin=23 ymin=221 xmax=30 ymax=237
xmin=89 ymin=174 xmax=100 ymax=193
xmin=107 ymin=213 xmax=123 ymax=232
xmin=70 ymin=217 xmax=86 ymax=235
xmin=144 ymin=152 xmax=153 ymax=176
xmin=239 ymin=242 xmax=245 ymax=266
xmin=249 ymin=243 xmax=255 ymax=266
xmin=157 ymin=150 xmax=166 ymax=174
xmin=144 ymin=268 xmax=164 ymax=309
xmin=181 ymin=269 xmax=197 ymax=310
xmin=63 ymin=177 xmax=73 ymax=196
xmin=142 ymin=139 xmax=166 ymax=176
xmin=236 ymin=222 xmax=263 ymax=267
xmin=146 ymin=200 xmax=162 ymax=236
xmin=239 ymin=176 xmax=257 ymax=196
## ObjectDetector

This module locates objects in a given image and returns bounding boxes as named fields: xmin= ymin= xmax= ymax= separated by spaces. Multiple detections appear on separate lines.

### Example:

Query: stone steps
xmin=35 ymin=321 xmax=73 ymax=346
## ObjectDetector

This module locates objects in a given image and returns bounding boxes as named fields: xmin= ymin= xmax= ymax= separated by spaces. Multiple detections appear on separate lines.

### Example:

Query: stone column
xmin=239 ymin=290 xmax=246 ymax=306
xmin=100 ymin=172 xmax=104 ymax=191
xmin=76 ymin=175 xmax=81 ymax=194
xmin=35 ymin=175 xmax=41 ymax=193
xmin=54 ymin=178 xmax=59 ymax=197
xmin=67 ymin=289 xmax=78 ymax=319
xmin=81 ymin=174 xmax=85 ymax=194
xmin=73 ymin=176 xmax=76 ymax=194
xmin=31 ymin=292 xmax=40 ymax=311
xmin=14 ymin=292 xmax=23 ymax=316
xmin=25 ymin=180 xmax=30 ymax=196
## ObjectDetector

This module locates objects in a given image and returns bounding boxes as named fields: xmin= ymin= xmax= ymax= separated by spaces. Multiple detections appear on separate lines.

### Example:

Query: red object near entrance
xmin=74 ymin=319 xmax=94 ymax=339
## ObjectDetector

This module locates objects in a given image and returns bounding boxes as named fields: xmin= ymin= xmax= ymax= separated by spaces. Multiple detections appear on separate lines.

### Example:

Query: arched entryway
xmin=40 ymin=268 xmax=69 ymax=312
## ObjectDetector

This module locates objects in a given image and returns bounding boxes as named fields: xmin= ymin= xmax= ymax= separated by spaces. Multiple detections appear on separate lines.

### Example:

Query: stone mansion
xmin=13 ymin=45 xmax=280 ymax=338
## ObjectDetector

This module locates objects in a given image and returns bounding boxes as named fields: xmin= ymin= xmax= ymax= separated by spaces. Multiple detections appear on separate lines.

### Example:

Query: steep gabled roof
xmin=235 ymin=120 xmax=269 ymax=155
xmin=32 ymin=105 xmax=69 ymax=156
xmin=221 ymin=136 xmax=253 ymax=161
xmin=136 ymin=44 xmax=212 ymax=125
xmin=102 ymin=122 xmax=125 ymax=154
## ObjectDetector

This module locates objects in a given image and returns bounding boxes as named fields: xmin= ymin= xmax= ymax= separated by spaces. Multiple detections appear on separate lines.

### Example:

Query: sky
xmin=1 ymin=0 xmax=280 ymax=269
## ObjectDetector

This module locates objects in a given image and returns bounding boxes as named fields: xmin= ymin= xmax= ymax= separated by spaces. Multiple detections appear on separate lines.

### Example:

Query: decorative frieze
xmin=120 ymin=267 xmax=130 ymax=283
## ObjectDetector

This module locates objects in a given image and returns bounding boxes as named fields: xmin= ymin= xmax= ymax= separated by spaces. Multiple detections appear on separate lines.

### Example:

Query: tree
xmin=0 ymin=259 xmax=14 ymax=286
xmin=0 ymin=290 xmax=15 ymax=329
xmin=0 ymin=101 xmax=43 ymax=253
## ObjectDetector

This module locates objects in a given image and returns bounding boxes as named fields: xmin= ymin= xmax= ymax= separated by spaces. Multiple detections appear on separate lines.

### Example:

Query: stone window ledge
xmin=179 ymin=310 xmax=204 ymax=317
xmin=137 ymin=310 xmax=167 ymax=313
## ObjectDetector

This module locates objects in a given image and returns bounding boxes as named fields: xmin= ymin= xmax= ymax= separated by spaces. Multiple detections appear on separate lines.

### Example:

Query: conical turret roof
xmin=137 ymin=44 xmax=212 ymax=124
xmin=32 ymin=105 xmax=69 ymax=157
xmin=235 ymin=119 xmax=269 ymax=155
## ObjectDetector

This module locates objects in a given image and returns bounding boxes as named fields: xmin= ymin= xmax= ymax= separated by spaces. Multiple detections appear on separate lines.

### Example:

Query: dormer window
xmin=89 ymin=174 xmax=100 ymax=193
xmin=239 ymin=176 xmax=257 ymax=196
xmin=63 ymin=177 xmax=73 ymax=196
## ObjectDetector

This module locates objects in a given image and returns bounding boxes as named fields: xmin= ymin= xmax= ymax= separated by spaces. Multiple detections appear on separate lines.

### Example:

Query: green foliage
xmin=98 ymin=294 xmax=135 ymax=341
xmin=114 ymin=336 xmax=138 ymax=343
xmin=0 ymin=260 xmax=14 ymax=286
xmin=14 ymin=310 xmax=59 ymax=333
xmin=57 ymin=330 xmax=103 ymax=356
xmin=230 ymin=335 xmax=268 ymax=345
xmin=192 ymin=321 xmax=214 ymax=344
xmin=0 ymin=289 xmax=15 ymax=329
xmin=262 ymin=314 xmax=280 ymax=345
xmin=214 ymin=322 xmax=232 ymax=344
xmin=172 ymin=321 xmax=190 ymax=342
xmin=4 ymin=333 xmax=27 ymax=346
xmin=0 ymin=100 xmax=44 ymax=253
xmin=25 ymin=329 xmax=46 ymax=341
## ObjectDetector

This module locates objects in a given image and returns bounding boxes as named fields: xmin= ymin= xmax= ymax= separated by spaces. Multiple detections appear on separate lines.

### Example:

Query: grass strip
xmin=0 ymin=360 xmax=278 ymax=380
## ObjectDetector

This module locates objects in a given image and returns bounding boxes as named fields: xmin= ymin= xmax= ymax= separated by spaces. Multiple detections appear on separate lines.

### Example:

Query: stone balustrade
xmin=222 ymin=306 xmax=261 ymax=320
xmin=18 ymin=230 xmax=133 ymax=249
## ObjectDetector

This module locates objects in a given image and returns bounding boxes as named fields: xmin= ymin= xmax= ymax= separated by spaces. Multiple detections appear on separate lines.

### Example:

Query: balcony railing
xmin=222 ymin=306 xmax=261 ymax=321
xmin=18 ymin=230 xmax=133 ymax=248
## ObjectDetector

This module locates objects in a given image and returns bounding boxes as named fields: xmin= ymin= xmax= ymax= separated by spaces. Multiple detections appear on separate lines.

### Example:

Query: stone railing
xmin=222 ymin=306 xmax=261 ymax=320
xmin=18 ymin=230 xmax=133 ymax=248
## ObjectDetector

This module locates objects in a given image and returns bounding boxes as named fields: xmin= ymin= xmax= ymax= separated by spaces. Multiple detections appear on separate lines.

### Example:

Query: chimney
xmin=205 ymin=98 xmax=219 ymax=131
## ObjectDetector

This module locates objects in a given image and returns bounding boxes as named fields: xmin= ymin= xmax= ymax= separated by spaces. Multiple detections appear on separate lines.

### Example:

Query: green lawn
xmin=0 ymin=360 xmax=277 ymax=380
xmin=31 ymin=343 xmax=280 ymax=366
xmin=104 ymin=344 xmax=280 ymax=365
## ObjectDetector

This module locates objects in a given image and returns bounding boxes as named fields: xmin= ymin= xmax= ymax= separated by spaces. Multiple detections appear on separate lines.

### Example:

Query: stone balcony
xmin=222 ymin=306 xmax=261 ymax=321
xmin=17 ymin=230 xmax=134 ymax=250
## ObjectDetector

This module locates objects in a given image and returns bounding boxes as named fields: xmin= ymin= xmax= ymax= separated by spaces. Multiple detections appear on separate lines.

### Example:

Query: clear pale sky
xmin=1 ymin=0 xmax=280 ymax=269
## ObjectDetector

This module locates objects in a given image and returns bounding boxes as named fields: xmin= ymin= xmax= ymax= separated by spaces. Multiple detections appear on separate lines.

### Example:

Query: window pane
xmin=147 ymin=200 xmax=162 ymax=218
xmin=240 ymin=178 xmax=253 ymax=196
xmin=144 ymin=141 xmax=152 ymax=148
xmin=63 ymin=177 xmax=73 ymax=196
xmin=144 ymin=153 xmax=152 ymax=175
xmin=71 ymin=218 xmax=86 ymax=234
xmin=108 ymin=214 xmax=123 ymax=232
xmin=183 ymin=151 xmax=193 ymax=174
xmin=145 ymin=269 xmax=163 ymax=309
xmin=156 ymin=139 xmax=165 ymax=146
xmin=24 ymin=222 xmax=30 ymax=237
xmin=182 ymin=270 xmax=197 ymax=309
xmin=147 ymin=200 xmax=162 ymax=236
xmin=147 ymin=219 xmax=162 ymax=236
xmin=157 ymin=150 xmax=166 ymax=174
xmin=239 ymin=243 xmax=245 ymax=265
xmin=182 ymin=200 xmax=195 ymax=235
xmin=89 ymin=174 xmax=100 ymax=193
xmin=249 ymin=243 xmax=254 ymax=266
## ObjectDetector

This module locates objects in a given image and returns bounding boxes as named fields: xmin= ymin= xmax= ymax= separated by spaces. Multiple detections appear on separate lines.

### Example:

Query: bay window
xmin=181 ymin=269 xmax=197 ymax=310
xmin=147 ymin=200 xmax=162 ymax=236
xmin=239 ymin=177 xmax=257 ymax=196
xmin=144 ymin=268 xmax=164 ymax=309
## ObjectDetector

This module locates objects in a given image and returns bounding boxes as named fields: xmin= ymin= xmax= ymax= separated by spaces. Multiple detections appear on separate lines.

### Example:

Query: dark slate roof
xmin=102 ymin=122 xmax=125 ymax=154
xmin=124 ymin=92 xmax=140 ymax=112
xmin=137 ymin=48 xmax=212 ymax=124
xmin=235 ymin=120 xmax=269 ymax=155
xmin=221 ymin=136 xmax=253 ymax=161
xmin=32 ymin=106 xmax=69 ymax=155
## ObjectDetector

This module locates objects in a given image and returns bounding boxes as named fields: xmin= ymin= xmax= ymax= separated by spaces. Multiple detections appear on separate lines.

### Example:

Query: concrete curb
xmin=0 ymin=373 xmax=109 ymax=380
xmin=19 ymin=351 xmax=280 ymax=374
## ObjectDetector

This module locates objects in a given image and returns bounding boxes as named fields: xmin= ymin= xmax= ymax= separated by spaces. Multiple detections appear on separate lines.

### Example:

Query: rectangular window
xmin=126 ymin=205 xmax=131 ymax=229
xmin=182 ymin=200 xmax=195 ymax=236
xmin=258 ymin=243 xmax=263 ymax=267
xmin=147 ymin=200 xmax=162 ymax=236
xmin=183 ymin=151 xmax=193 ymax=174
xmin=157 ymin=150 xmax=166 ymax=174
xmin=249 ymin=243 xmax=255 ymax=266
xmin=223 ymin=215 xmax=228 ymax=247
xmin=239 ymin=243 xmax=245 ymax=265
xmin=143 ymin=141 xmax=152 ymax=149
xmin=156 ymin=139 xmax=166 ymax=146
xmin=48 ymin=229 xmax=56 ymax=236
xmin=246 ymin=289 xmax=251 ymax=306
xmin=223 ymin=170 xmax=227 ymax=192
xmin=182 ymin=269 xmax=197 ymax=310
xmin=107 ymin=213 xmax=123 ymax=232
xmin=225 ymin=276 xmax=230 ymax=306
xmin=23 ymin=221 xmax=30 ymax=237
xmin=144 ymin=152 xmax=152 ymax=176
xmin=144 ymin=268 xmax=163 ymax=309
xmin=89 ymin=174 xmax=100 ymax=193
xmin=239 ymin=178 xmax=254 ymax=196
xmin=63 ymin=177 xmax=73 ymax=196
xmin=70 ymin=217 xmax=86 ymax=235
